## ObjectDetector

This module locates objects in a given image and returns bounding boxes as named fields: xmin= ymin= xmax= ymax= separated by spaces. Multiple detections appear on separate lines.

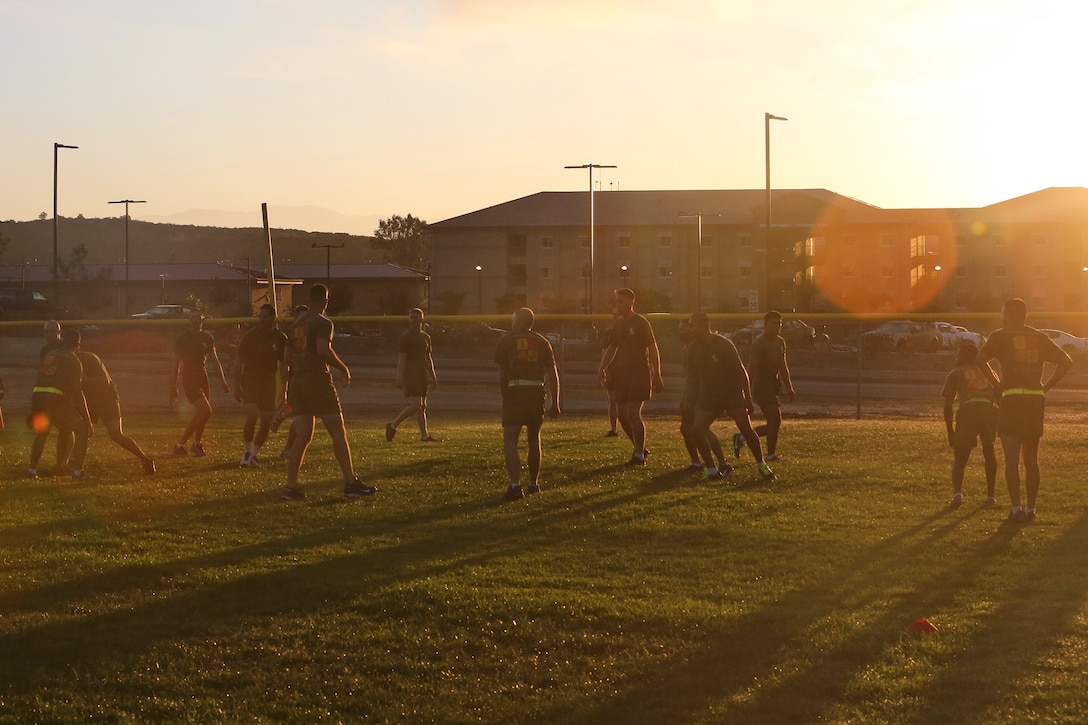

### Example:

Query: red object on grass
xmin=908 ymin=618 xmax=938 ymax=633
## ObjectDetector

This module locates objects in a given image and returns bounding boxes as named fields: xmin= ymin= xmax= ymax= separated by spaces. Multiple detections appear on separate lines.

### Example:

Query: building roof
xmin=430 ymin=189 xmax=908 ymax=229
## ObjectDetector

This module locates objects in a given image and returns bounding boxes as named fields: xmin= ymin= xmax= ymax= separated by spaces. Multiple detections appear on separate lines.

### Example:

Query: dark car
xmin=0 ymin=288 xmax=54 ymax=320
xmin=730 ymin=319 xmax=830 ymax=351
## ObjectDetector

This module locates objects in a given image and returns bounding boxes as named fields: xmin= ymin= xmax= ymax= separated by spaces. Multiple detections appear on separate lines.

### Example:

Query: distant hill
xmin=0 ymin=217 xmax=381 ymax=269
xmin=142 ymin=205 xmax=382 ymax=237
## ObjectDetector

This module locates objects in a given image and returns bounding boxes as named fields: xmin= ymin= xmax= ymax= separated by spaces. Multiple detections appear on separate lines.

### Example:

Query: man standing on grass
xmin=942 ymin=343 xmax=997 ymax=509
xmin=687 ymin=313 xmax=775 ymax=482
xmin=385 ymin=307 xmax=438 ymax=443
xmin=281 ymin=284 xmax=375 ymax=500
xmin=170 ymin=309 xmax=229 ymax=457
xmin=678 ymin=318 xmax=731 ymax=477
xmin=28 ymin=329 xmax=91 ymax=480
xmin=234 ymin=303 xmax=288 ymax=467
xmin=734 ymin=310 xmax=796 ymax=462
xmin=597 ymin=288 xmax=663 ymax=466
xmin=976 ymin=297 xmax=1072 ymax=522
xmin=495 ymin=307 xmax=560 ymax=500
xmin=77 ymin=347 xmax=156 ymax=476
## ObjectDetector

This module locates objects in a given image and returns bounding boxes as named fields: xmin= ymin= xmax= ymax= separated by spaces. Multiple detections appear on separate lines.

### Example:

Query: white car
xmin=1040 ymin=329 xmax=1088 ymax=356
xmin=933 ymin=322 xmax=984 ymax=349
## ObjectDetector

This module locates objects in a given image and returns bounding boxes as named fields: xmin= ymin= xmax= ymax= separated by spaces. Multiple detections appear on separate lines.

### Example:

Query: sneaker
xmin=239 ymin=455 xmax=252 ymax=468
xmin=605 ymin=430 xmax=619 ymax=437
xmin=142 ymin=458 xmax=156 ymax=475
xmin=983 ymin=496 xmax=997 ymax=507
xmin=719 ymin=462 xmax=735 ymax=476
xmin=1005 ymin=509 xmax=1026 ymax=523
xmin=642 ymin=448 xmax=651 ymax=458
xmin=686 ymin=463 xmax=704 ymax=471
xmin=190 ymin=442 xmax=206 ymax=457
xmin=504 ymin=485 xmax=524 ymax=501
xmin=702 ymin=468 xmax=722 ymax=481
xmin=26 ymin=467 xmax=38 ymax=479
xmin=627 ymin=455 xmax=646 ymax=466
xmin=527 ymin=483 xmax=541 ymax=494
xmin=385 ymin=423 xmax=396 ymax=442
xmin=249 ymin=456 xmax=261 ymax=467
xmin=949 ymin=494 xmax=963 ymax=510
xmin=344 ymin=478 xmax=378 ymax=497
xmin=733 ymin=433 xmax=743 ymax=459
xmin=280 ymin=486 xmax=306 ymax=501
xmin=1024 ymin=509 xmax=1037 ymax=522
xmin=421 ymin=435 xmax=439 ymax=442
xmin=279 ymin=449 xmax=291 ymax=461
xmin=765 ymin=453 xmax=780 ymax=463
xmin=71 ymin=470 xmax=91 ymax=481
xmin=172 ymin=443 xmax=188 ymax=456
xmin=757 ymin=461 xmax=776 ymax=480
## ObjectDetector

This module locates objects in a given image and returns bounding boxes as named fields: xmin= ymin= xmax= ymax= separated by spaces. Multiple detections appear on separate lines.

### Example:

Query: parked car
xmin=862 ymin=320 xmax=941 ymax=352
xmin=933 ymin=322 xmax=985 ymax=349
xmin=130 ymin=304 xmax=198 ymax=320
xmin=730 ymin=319 xmax=831 ymax=351
xmin=1040 ymin=329 xmax=1088 ymax=356
xmin=0 ymin=288 xmax=54 ymax=320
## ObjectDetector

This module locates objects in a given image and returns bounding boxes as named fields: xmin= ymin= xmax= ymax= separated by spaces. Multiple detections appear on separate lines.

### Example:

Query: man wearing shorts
xmin=78 ymin=348 xmax=156 ymax=475
xmin=281 ymin=284 xmax=375 ymax=500
xmin=735 ymin=311 xmax=796 ymax=462
xmin=687 ymin=313 xmax=775 ymax=481
xmin=170 ymin=309 xmax=229 ymax=457
xmin=597 ymin=288 xmax=663 ymax=466
xmin=385 ymin=307 xmax=438 ymax=443
xmin=942 ymin=343 xmax=997 ymax=509
xmin=234 ymin=303 xmax=288 ymax=467
xmin=976 ymin=297 xmax=1072 ymax=522
xmin=495 ymin=307 xmax=560 ymax=500
xmin=28 ymin=329 xmax=91 ymax=479
xmin=678 ymin=318 xmax=730 ymax=477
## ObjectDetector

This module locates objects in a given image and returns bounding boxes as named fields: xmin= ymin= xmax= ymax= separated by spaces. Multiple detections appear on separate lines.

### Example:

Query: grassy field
xmin=2 ymin=412 xmax=1087 ymax=724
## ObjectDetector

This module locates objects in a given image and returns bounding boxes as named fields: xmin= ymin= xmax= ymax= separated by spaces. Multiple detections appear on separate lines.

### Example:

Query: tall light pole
xmin=312 ymin=243 xmax=344 ymax=287
xmin=765 ymin=113 xmax=787 ymax=312
xmin=108 ymin=198 xmax=146 ymax=316
xmin=565 ymin=162 xmax=616 ymax=314
xmin=475 ymin=265 xmax=483 ymax=314
xmin=679 ymin=212 xmax=720 ymax=312
xmin=159 ymin=273 xmax=169 ymax=304
xmin=619 ymin=264 xmax=628 ymax=288
xmin=53 ymin=142 xmax=78 ymax=309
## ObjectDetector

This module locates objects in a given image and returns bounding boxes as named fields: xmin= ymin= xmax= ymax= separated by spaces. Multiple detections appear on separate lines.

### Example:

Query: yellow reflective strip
xmin=507 ymin=379 xmax=542 ymax=387
xmin=962 ymin=397 xmax=994 ymax=405
xmin=1002 ymin=388 xmax=1044 ymax=397
xmin=32 ymin=387 xmax=65 ymax=395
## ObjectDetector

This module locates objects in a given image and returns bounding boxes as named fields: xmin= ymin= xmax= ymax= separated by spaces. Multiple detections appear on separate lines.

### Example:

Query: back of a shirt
xmin=980 ymin=326 xmax=1065 ymax=390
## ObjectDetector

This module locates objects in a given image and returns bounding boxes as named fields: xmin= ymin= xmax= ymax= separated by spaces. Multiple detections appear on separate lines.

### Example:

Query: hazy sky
xmin=4 ymin=0 xmax=1086 ymax=235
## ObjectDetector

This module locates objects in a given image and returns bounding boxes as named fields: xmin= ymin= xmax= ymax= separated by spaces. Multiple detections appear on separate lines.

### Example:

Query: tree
xmin=435 ymin=290 xmax=466 ymax=315
xmin=373 ymin=214 xmax=428 ymax=268
xmin=0 ymin=229 xmax=9 ymax=264
xmin=57 ymin=243 xmax=114 ymax=316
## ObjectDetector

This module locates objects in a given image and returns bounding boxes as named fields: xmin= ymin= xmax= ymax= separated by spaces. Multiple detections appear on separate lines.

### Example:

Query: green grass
xmin=2 ymin=413 xmax=1087 ymax=723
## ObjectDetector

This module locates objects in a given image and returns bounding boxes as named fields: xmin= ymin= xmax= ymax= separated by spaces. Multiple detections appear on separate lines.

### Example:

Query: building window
xmin=881 ymin=266 xmax=892 ymax=277
xmin=700 ymin=234 xmax=712 ymax=247
xmin=540 ymin=236 xmax=553 ymax=249
xmin=739 ymin=234 xmax=752 ymax=248
xmin=579 ymin=236 xmax=590 ymax=249
xmin=956 ymin=265 xmax=967 ymax=277
xmin=507 ymin=233 xmax=527 ymax=256
xmin=995 ymin=265 xmax=1007 ymax=277
xmin=843 ymin=267 xmax=855 ymax=278
xmin=1034 ymin=265 xmax=1043 ymax=277
xmin=508 ymin=264 xmax=527 ymax=286
xmin=994 ymin=234 xmax=1006 ymax=246
xmin=842 ymin=233 xmax=856 ymax=246
xmin=617 ymin=233 xmax=631 ymax=248
xmin=659 ymin=235 xmax=673 ymax=248
xmin=541 ymin=266 xmax=552 ymax=279
xmin=739 ymin=296 xmax=749 ymax=309
xmin=880 ymin=234 xmax=894 ymax=247
xmin=658 ymin=266 xmax=673 ymax=278
xmin=700 ymin=265 xmax=712 ymax=278
xmin=1032 ymin=233 xmax=1046 ymax=245
xmin=739 ymin=266 xmax=753 ymax=278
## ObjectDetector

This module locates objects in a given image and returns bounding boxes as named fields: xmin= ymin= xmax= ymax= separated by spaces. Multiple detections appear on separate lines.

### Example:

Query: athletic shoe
xmin=983 ymin=496 xmax=997 ymax=507
xmin=172 ymin=443 xmax=188 ymax=456
xmin=421 ymin=435 xmax=439 ymax=442
xmin=249 ymin=456 xmax=261 ymax=467
xmin=143 ymin=458 xmax=156 ymax=475
xmin=605 ymin=430 xmax=619 ymax=437
xmin=344 ymin=478 xmax=378 ymax=497
xmin=733 ymin=433 xmax=743 ymax=459
xmin=1024 ymin=510 xmax=1036 ymax=522
xmin=702 ymin=468 xmax=721 ymax=481
xmin=642 ymin=448 xmax=651 ymax=457
xmin=758 ymin=461 xmax=776 ymax=480
xmin=1005 ymin=509 xmax=1026 ymax=523
xmin=720 ymin=462 xmax=735 ymax=476
xmin=949 ymin=494 xmax=963 ymax=509
xmin=280 ymin=486 xmax=306 ymax=501
xmin=765 ymin=454 xmax=780 ymax=463
xmin=527 ymin=483 xmax=541 ymax=494
xmin=385 ymin=423 xmax=396 ymax=442
xmin=628 ymin=455 xmax=646 ymax=466
xmin=239 ymin=455 xmax=252 ymax=468
xmin=279 ymin=449 xmax=290 ymax=461
xmin=71 ymin=470 xmax=91 ymax=481
xmin=190 ymin=442 xmax=206 ymax=457
xmin=26 ymin=467 xmax=38 ymax=478
xmin=687 ymin=463 xmax=704 ymax=471
xmin=504 ymin=485 xmax=524 ymax=500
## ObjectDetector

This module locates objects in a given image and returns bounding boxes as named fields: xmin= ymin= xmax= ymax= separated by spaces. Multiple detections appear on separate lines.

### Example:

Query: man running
xmin=385 ymin=307 xmax=438 ymax=443
xmin=678 ymin=318 xmax=730 ymax=477
xmin=78 ymin=347 xmax=156 ymax=475
xmin=597 ymin=288 xmax=663 ymax=466
xmin=734 ymin=310 xmax=796 ymax=462
xmin=495 ymin=307 xmax=560 ymax=500
xmin=28 ymin=329 xmax=91 ymax=480
xmin=942 ymin=343 xmax=997 ymax=509
xmin=976 ymin=297 xmax=1072 ymax=522
xmin=281 ymin=284 xmax=375 ymax=500
xmin=170 ymin=309 xmax=229 ymax=456
xmin=234 ymin=303 xmax=288 ymax=467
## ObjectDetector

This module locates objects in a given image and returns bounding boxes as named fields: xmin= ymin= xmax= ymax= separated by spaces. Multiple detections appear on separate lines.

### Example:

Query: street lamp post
xmin=108 ymin=198 xmax=147 ymax=316
xmin=765 ymin=113 xmax=787 ymax=312
xmin=565 ymin=162 xmax=617 ymax=314
xmin=679 ymin=212 xmax=720 ymax=311
xmin=475 ymin=265 xmax=483 ymax=314
xmin=159 ymin=274 xmax=169 ymax=304
xmin=53 ymin=142 xmax=78 ymax=309
xmin=312 ymin=243 xmax=344 ymax=288
xmin=619 ymin=264 xmax=629 ymax=288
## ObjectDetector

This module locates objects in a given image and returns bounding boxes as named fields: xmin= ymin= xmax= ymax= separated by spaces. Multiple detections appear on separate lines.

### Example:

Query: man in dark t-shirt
xmin=976 ymin=298 xmax=1072 ymax=522
xmin=495 ymin=307 xmax=560 ymax=500
xmin=170 ymin=309 xmax=229 ymax=457
xmin=386 ymin=308 xmax=438 ymax=443
xmin=28 ymin=329 xmax=91 ymax=479
xmin=234 ymin=303 xmax=288 ymax=467
xmin=79 ymin=349 xmax=156 ymax=475
xmin=738 ymin=311 xmax=796 ymax=463
xmin=941 ymin=343 xmax=997 ymax=509
xmin=597 ymin=288 xmax=662 ymax=466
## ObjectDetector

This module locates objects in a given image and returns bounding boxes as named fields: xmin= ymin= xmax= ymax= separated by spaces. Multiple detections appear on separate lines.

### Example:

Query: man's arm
xmin=169 ymin=352 xmax=181 ymax=403
xmin=426 ymin=349 xmax=438 ymax=390
xmin=777 ymin=339 xmax=795 ymax=401
xmin=209 ymin=346 xmax=230 ymax=392
xmin=318 ymin=338 xmax=351 ymax=385
xmin=546 ymin=362 xmax=561 ymax=418
xmin=395 ymin=352 xmax=407 ymax=389
xmin=232 ymin=342 xmax=245 ymax=402
xmin=648 ymin=336 xmax=664 ymax=393
xmin=1044 ymin=351 xmax=1074 ymax=393
xmin=597 ymin=345 xmax=618 ymax=387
